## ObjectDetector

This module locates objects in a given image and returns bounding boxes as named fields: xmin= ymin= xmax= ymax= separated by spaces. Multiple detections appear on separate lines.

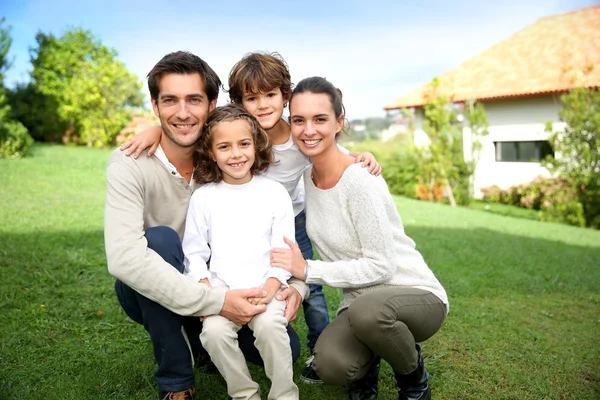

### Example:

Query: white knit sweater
xmin=304 ymin=163 xmax=448 ymax=315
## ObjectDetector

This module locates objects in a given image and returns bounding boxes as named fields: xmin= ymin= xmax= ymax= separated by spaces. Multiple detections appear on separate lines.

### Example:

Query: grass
xmin=468 ymin=199 xmax=541 ymax=222
xmin=1 ymin=143 xmax=599 ymax=399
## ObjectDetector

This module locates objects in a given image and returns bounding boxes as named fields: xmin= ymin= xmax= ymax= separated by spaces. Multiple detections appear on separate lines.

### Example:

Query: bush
xmin=481 ymin=176 xmax=596 ymax=229
xmin=0 ymin=119 xmax=34 ymax=159
xmin=347 ymin=139 xmax=420 ymax=199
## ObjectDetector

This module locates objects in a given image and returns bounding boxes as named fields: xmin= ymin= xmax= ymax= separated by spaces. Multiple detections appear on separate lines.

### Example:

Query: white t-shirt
xmin=182 ymin=175 xmax=295 ymax=290
xmin=263 ymin=133 xmax=311 ymax=217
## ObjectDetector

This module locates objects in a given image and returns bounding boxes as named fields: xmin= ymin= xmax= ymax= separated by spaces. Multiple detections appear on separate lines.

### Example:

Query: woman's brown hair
xmin=193 ymin=104 xmax=273 ymax=184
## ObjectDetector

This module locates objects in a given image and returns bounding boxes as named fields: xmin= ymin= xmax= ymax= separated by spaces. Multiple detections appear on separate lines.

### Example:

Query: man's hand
xmin=219 ymin=288 xmax=267 ymax=325
xmin=275 ymin=286 xmax=302 ymax=322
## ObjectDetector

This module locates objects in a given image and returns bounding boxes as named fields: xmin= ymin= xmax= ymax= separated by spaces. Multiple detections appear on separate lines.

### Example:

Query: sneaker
xmin=159 ymin=387 xmax=195 ymax=400
xmin=301 ymin=355 xmax=323 ymax=384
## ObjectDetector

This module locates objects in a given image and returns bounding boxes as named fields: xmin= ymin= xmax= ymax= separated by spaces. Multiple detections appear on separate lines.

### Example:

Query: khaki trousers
xmin=313 ymin=287 xmax=447 ymax=386
xmin=200 ymin=297 xmax=299 ymax=400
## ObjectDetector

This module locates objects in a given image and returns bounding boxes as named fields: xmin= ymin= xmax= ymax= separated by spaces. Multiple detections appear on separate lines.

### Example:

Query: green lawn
xmin=1 ymin=144 xmax=599 ymax=399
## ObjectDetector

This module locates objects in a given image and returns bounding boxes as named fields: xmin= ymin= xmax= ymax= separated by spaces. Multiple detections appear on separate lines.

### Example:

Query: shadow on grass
xmin=0 ymin=226 xmax=598 ymax=399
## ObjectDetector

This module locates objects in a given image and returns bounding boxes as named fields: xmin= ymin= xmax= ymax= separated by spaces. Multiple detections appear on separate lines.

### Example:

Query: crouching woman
xmin=271 ymin=76 xmax=449 ymax=400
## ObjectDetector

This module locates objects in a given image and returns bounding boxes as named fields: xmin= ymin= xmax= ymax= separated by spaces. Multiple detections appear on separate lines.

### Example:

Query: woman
xmin=271 ymin=77 xmax=449 ymax=400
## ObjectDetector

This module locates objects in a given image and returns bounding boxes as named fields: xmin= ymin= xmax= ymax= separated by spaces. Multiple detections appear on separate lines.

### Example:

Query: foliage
xmin=543 ymin=85 xmax=600 ymax=228
xmin=346 ymin=137 xmax=421 ymax=199
xmin=0 ymin=119 xmax=33 ymax=159
xmin=416 ymin=79 xmax=489 ymax=206
xmin=7 ymin=82 xmax=66 ymax=142
xmin=481 ymin=176 xmax=588 ymax=228
xmin=29 ymin=28 xmax=144 ymax=146
xmin=0 ymin=18 xmax=34 ymax=158
xmin=1 ymin=145 xmax=599 ymax=399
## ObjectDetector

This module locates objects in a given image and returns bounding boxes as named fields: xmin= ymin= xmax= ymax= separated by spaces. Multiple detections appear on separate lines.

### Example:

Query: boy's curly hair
xmin=193 ymin=104 xmax=273 ymax=184
xmin=228 ymin=51 xmax=292 ymax=104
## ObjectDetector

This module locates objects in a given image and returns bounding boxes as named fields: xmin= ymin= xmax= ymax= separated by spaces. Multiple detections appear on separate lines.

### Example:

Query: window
xmin=494 ymin=141 xmax=554 ymax=162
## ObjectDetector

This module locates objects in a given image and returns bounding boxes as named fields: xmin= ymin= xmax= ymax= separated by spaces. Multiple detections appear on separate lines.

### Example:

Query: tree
xmin=29 ymin=28 xmax=144 ymax=146
xmin=0 ymin=18 xmax=33 ymax=159
xmin=416 ymin=78 xmax=489 ymax=206
xmin=543 ymin=80 xmax=600 ymax=228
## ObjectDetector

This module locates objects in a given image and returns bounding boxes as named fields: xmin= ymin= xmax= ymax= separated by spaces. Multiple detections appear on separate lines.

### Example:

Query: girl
xmin=183 ymin=103 xmax=298 ymax=400
xmin=271 ymin=77 xmax=449 ymax=400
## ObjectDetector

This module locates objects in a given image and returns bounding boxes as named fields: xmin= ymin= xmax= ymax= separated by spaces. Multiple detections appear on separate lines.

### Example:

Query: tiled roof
xmin=384 ymin=6 xmax=600 ymax=110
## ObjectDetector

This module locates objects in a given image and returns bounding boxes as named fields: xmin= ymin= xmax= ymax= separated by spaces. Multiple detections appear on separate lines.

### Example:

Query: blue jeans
xmin=296 ymin=210 xmax=330 ymax=353
xmin=115 ymin=226 xmax=301 ymax=393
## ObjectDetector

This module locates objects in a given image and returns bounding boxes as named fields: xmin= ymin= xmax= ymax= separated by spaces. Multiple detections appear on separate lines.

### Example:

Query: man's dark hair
xmin=147 ymin=51 xmax=222 ymax=103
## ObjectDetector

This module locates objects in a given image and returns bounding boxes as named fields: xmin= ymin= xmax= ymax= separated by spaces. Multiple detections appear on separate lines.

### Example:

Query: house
xmin=384 ymin=5 xmax=600 ymax=197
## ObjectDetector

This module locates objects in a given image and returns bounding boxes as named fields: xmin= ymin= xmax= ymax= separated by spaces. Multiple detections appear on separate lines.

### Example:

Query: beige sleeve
xmin=288 ymin=277 xmax=309 ymax=301
xmin=104 ymin=154 xmax=226 ymax=316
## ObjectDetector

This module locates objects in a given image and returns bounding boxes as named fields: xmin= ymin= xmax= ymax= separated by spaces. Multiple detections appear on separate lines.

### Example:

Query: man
xmin=104 ymin=51 xmax=307 ymax=400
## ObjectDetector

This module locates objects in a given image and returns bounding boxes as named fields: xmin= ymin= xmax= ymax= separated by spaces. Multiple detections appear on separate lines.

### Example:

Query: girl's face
xmin=289 ymin=92 xmax=343 ymax=158
xmin=209 ymin=119 xmax=255 ymax=185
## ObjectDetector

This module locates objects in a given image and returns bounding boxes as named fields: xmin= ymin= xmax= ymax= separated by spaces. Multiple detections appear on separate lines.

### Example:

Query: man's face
xmin=151 ymin=73 xmax=216 ymax=148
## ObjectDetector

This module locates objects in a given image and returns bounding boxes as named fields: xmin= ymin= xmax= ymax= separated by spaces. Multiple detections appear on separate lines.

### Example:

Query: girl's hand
xmin=255 ymin=278 xmax=281 ymax=305
xmin=120 ymin=125 xmax=163 ymax=158
xmin=356 ymin=152 xmax=382 ymax=176
xmin=270 ymin=236 xmax=307 ymax=280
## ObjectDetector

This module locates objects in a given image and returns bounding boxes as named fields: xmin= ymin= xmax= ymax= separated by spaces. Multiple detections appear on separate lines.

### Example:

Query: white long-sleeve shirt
xmin=182 ymin=175 xmax=295 ymax=290
xmin=304 ymin=163 xmax=448 ymax=315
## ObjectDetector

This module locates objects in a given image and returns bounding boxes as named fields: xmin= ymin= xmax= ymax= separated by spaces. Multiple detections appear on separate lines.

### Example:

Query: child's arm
xmin=349 ymin=151 xmax=382 ymax=176
xmin=181 ymin=192 xmax=212 ymax=284
xmin=120 ymin=125 xmax=163 ymax=158
xmin=337 ymin=143 xmax=382 ymax=176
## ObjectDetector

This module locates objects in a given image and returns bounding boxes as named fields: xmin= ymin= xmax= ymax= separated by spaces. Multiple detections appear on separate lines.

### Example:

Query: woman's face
xmin=289 ymin=92 xmax=343 ymax=158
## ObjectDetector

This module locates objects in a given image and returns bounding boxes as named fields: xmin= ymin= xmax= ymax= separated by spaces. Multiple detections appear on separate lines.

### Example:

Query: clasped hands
xmin=198 ymin=239 xmax=305 ymax=326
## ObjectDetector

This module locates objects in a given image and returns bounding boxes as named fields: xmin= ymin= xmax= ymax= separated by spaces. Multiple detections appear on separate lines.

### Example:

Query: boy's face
xmin=241 ymin=87 xmax=288 ymax=132
xmin=151 ymin=73 xmax=216 ymax=148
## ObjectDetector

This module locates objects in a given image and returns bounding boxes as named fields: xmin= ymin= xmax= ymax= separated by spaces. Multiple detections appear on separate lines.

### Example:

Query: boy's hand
xmin=355 ymin=152 xmax=382 ymax=176
xmin=120 ymin=125 xmax=163 ymax=158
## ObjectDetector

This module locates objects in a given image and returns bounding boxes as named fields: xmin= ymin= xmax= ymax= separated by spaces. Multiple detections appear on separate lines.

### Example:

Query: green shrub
xmin=347 ymin=139 xmax=420 ymax=199
xmin=0 ymin=119 xmax=34 ymax=159
xmin=481 ymin=176 xmax=597 ymax=229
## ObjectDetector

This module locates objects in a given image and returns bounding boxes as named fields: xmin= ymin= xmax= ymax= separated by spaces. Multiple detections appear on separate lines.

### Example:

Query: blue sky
xmin=1 ymin=0 xmax=596 ymax=118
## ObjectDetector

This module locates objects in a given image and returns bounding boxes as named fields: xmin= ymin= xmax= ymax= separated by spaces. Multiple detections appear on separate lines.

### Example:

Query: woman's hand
xmin=355 ymin=152 xmax=382 ymax=176
xmin=270 ymin=236 xmax=307 ymax=280
xmin=120 ymin=125 xmax=163 ymax=158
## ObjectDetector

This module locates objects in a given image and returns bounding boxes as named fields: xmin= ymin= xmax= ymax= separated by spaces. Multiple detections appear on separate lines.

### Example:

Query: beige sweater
xmin=104 ymin=148 xmax=229 ymax=317
xmin=304 ymin=164 xmax=448 ymax=315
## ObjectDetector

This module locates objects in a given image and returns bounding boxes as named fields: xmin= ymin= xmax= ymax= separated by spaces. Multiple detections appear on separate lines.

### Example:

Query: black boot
xmin=394 ymin=345 xmax=431 ymax=400
xmin=347 ymin=359 xmax=380 ymax=400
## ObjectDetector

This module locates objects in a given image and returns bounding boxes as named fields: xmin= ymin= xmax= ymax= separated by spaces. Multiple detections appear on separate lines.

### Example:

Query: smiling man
xmin=104 ymin=51 xmax=307 ymax=400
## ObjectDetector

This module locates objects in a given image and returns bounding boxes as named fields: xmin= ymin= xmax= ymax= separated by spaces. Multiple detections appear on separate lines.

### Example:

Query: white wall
xmin=466 ymin=96 xmax=565 ymax=197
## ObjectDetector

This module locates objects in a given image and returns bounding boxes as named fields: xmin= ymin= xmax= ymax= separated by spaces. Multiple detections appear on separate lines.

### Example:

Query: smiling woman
xmin=274 ymin=76 xmax=450 ymax=400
